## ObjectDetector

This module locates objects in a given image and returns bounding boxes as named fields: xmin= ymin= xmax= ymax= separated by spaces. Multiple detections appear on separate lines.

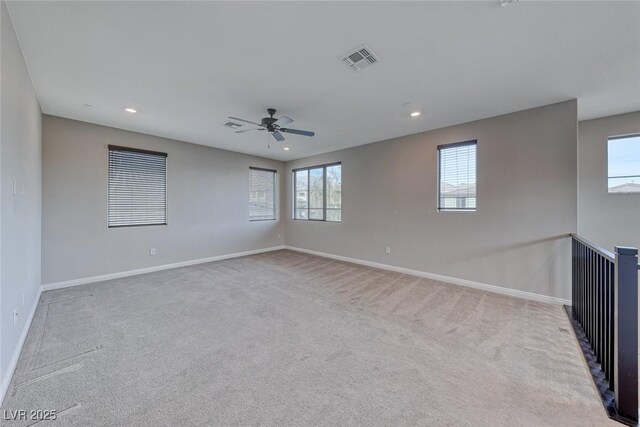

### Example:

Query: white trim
xmin=41 ymin=246 xmax=286 ymax=292
xmin=284 ymin=246 xmax=571 ymax=306
xmin=0 ymin=287 xmax=42 ymax=407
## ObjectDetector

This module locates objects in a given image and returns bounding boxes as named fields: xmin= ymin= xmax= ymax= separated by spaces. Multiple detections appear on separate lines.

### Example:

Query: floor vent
xmin=341 ymin=45 xmax=380 ymax=72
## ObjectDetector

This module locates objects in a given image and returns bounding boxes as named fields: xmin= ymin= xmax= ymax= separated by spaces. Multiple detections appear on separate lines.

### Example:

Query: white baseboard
xmin=41 ymin=246 xmax=286 ymax=292
xmin=0 ymin=286 xmax=42 ymax=407
xmin=284 ymin=246 xmax=571 ymax=306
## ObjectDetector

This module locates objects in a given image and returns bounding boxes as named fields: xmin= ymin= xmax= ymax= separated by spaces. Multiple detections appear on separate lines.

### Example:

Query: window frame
xmin=437 ymin=140 xmax=477 ymax=213
xmin=249 ymin=166 xmax=277 ymax=221
xmin=607 ymin=133 xmax=640 ymax=195
xmin=107 ymin=145 xmax=168 ymax=228
xmin=292 ymin=162 xmax=342 ymax=222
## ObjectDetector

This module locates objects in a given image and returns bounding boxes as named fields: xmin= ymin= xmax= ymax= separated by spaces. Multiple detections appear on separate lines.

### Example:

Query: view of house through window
xmin=438 ymin=141 xmax=477 ymax=211
xmin=608 ymin=134 xmax=640 ymax=193
xmin=249 ymin=167 xmax=276 ymax=220
xmin=294 ymin=163 xmax=342 ymax=221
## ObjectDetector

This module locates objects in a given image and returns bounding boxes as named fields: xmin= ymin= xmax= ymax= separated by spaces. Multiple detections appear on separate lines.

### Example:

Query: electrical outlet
xmin=385 ymin=246 xmax=391 ymax=254
xmin=149 ymin=248 xmax=156 ymax=256
xmin=277 ymin=233 xmax=281 ymax=240
xmin=12 ymin=181 xmax=17 ymax=196
xmin=21 ymin=294 xmax=25 ymax=306
xmin=13 ymin=309 xmax=19 ymax=328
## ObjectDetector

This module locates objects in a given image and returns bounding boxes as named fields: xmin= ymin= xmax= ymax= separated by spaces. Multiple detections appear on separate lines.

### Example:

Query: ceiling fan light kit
xmin=228 ymin=108 xmax=315 ymax=143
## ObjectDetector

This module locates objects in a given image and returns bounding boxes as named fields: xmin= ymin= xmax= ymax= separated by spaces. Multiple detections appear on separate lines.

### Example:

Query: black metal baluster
xmin=593 ymin=250 xmax=597 ymax=350
xmin=587 ymin=249 xmax=594 ymax=348
xmin=581 ymin=242 xmax=585 ymax=323
xmin=600 ymin=256 xmax=605 ymax=365
xmin=596 ymin=253 xmax=602 ymax=363
xmin=572 ymin=239 xmax=576 ymax=317
xmin=609 ymin=259 xmax=615 ymax=392
xmin=585 ymin=246 xmax=589 ymax=338
xmin=580 ymin=242 xmax=585 ymax=325
xmin=602 ymin=259 xmax=611 ymax=380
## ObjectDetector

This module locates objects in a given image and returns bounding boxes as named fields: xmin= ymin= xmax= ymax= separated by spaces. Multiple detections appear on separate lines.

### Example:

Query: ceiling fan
xmin=229 ymin=108 xmax=315 ymax=142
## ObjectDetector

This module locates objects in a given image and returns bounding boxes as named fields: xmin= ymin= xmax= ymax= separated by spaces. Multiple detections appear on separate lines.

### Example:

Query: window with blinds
xmin=249 ymin=167 xmax=276 ymax=221
xmin=438 ymin=141 xmax=477 ymax=211
xmin=293 ymin=163 xmax=341 ymax=222
xmin=108 ymin=146 xmax=167 ymax=227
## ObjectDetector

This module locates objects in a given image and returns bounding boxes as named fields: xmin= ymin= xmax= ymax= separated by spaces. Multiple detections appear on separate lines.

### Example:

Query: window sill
xmin=108 ymin=223 xmax=168 ymax=228
xmin=292 ymin=218 xmax=341 ymax=223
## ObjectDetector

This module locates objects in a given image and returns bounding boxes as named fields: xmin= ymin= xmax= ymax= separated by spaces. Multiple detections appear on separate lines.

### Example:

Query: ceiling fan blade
xmin=272 ymin=131 xmax=285 ymax=142
xmin=280 ymin=128 xmax=315 ymax=137
xmin=235 ymin=127 xmax=265 ymax=133
xmin=228 ymin=116 xmax=262 ymax=126
xmin=274 ymin=116 xmax=293 ymax=127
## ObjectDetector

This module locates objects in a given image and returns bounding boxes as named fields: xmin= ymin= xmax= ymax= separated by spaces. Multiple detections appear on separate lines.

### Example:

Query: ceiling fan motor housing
xmin=262 ymin=108 xmax=278 ymax=131
xmin=261 ymin=117 xmax=277 ymax=131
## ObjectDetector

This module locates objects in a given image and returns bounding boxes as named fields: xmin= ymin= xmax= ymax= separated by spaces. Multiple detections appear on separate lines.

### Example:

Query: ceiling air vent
xmin=341 ymin=45 xmax=379 ymax=72
xmin=222 ymin=121 xmax=242 ymax=129
xmin=500 ymin=0 xmax=519 ymax=7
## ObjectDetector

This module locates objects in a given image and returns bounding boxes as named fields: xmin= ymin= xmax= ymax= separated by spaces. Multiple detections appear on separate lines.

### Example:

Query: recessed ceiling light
xmin=125 ymin=108 xmax=137 ymax=113
xmin=283 ymin=147 xmax=290 ymax=151
xmin=410 ymin=111 xmax=421 ymax=117
xmin=83 ymin=104 xmax=93 ymax=107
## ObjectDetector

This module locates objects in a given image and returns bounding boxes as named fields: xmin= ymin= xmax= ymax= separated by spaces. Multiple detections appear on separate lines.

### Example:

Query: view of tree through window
xmin=294 ymin=163 xmax=341 ymax=221
xmin=325 ymin=165 xmax=342 ymax=221
xmin=438 ymin=141 xmax=477 ymax=211
xmin=309 ymin=168 xmax=324 ymax=220
xmin=294 ymin=169 xmax=308 ymax=219
xmin=608 ymin=135 xmax=640 ymax=193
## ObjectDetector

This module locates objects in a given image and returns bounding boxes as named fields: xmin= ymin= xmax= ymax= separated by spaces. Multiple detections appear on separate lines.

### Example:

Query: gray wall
xmin=1 ymin=1 xmax=42 ymax=388
xmin=42 ymin=116 xmax=284 ymax=284
xmin=284 ymin=101 xmax=578 ymax=300
xmin=578 ymin=111 xmax=640 ymax=251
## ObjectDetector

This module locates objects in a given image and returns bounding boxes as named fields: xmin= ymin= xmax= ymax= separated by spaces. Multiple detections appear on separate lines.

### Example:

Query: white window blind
xmin=293 ymin=163 xmax=341 ymax=222
xmin=249 ymin=167 xmax=276 ymax=221
xmin=438 ymin=141 xmax=477 ymax=211
xmin=108 ymin=146 xmax=167 ymax=227
xmin=608 ymin=134 xmax=640 ymax=193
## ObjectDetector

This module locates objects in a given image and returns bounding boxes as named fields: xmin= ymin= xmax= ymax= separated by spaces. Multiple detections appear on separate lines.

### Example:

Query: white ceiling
xmin=6 ymin=1 xmax=640 ymax=161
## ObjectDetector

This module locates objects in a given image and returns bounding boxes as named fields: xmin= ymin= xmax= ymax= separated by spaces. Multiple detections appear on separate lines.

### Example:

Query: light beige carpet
xmin=1 ymin=250 xmax=614 ymax=426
